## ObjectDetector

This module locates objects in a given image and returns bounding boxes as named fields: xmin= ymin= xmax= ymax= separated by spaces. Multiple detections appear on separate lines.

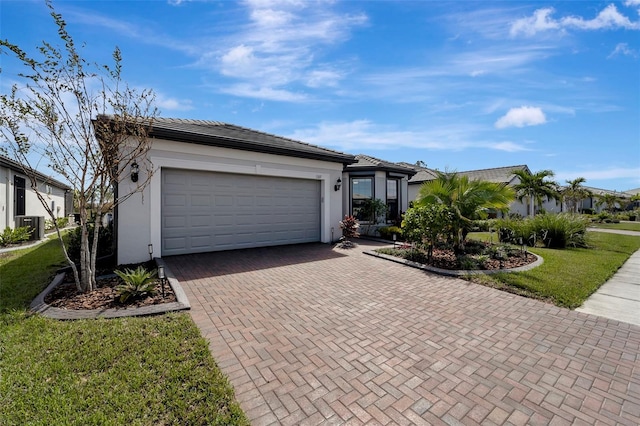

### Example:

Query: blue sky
xmin=2 ymin=0 xmax=639 ymax=191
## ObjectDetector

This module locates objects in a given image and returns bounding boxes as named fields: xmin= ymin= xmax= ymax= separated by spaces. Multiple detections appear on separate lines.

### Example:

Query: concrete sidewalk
xmin=576 ymin=229 xmax=640 ymax=326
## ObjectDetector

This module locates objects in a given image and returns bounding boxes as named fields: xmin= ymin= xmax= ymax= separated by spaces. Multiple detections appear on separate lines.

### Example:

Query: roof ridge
xmin=459 ymin=164 xmax=528 ymax=174
xmin=221 ymin=122 xmax=352 ymax=157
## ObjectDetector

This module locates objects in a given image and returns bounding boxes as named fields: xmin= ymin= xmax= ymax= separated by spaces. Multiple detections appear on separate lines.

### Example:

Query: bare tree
xmin=0 ymin=1 xmax=157 ymax=292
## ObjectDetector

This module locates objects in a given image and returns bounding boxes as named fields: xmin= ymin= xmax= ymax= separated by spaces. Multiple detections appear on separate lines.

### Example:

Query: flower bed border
xmin=30 ymin=258 xmax=190 ymax=320
xmin=364 ymin=248 xmax=543 ymax=276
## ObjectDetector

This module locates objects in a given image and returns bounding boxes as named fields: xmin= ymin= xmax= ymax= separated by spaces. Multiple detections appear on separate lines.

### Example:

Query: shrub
xmin=339 ymin=215 xmax=360 ymax=240
xmin=114 ymin=266 xmax=157 ymax=302
xmin=495 ymin=218 xmax=536 ymax=246
xmin=67 ymin=224 xmax=114 ymax=264
xmin=0 ymin=226 xmax=33 ymax=246
xmin=402 ymin=204 xmax=454 ymax=259
xmin=44 ymin=217 xmax=69 ymax=231
xmin=497 ymin=214 xmax=588 ymax=249
xmin=533 ymin=213 xmax=588 ymax=248
xmin=471 ymin=219 xmax=497 ymax=232
xmin=377 ymin=226 xmax=402 ymax=241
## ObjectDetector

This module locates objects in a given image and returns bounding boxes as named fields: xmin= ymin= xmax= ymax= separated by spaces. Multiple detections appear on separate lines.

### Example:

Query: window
xmin=386 ymin=179 xmax=399 ymax=223
xmin=351 ymin=177 xmax=373 ymax=221
xmin=14 ymin=176 xmax=25 ymax=216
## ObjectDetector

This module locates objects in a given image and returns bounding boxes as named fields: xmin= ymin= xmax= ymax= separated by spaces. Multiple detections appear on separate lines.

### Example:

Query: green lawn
xmin=588 ymin=221 xmax=640 ymax=232
xmin=0 ymin=237 xmax=248 ymax=426
xmin=466 ymin=231 xmax=640 ymax=308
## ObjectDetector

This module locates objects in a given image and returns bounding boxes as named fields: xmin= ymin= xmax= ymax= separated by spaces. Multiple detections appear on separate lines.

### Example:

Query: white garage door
xmin=161 ymin=169 xmax=321 ymax=256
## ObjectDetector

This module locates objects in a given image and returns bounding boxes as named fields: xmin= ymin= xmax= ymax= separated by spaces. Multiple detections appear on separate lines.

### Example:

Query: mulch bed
xmin=386 ymin=245 xmax=537 ymax=271
xmin=45 ymin=273 xmax=176 ymax=310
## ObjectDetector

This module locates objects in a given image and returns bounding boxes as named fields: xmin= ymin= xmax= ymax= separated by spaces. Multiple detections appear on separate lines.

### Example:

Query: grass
xmin=0 ymin=237 xmax=248 ymax=426
xmin=466 ymin=231 xmax=640 ymax=308
xmin=588 ymin=221 xmax=640 ymax=232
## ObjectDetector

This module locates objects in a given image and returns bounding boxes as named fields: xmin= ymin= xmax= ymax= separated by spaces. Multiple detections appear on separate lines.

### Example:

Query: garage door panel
xmin=162 ymin=169 xmax=320 ymax=256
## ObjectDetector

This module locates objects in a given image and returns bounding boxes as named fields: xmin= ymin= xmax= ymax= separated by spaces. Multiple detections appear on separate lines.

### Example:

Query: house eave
xmin=149 ymin=127 xmax=357 ymax=165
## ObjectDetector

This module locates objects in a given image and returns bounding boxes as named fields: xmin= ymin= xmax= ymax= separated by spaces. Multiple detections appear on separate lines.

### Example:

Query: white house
xmin=0 ymin=154 xmax=71 ymax=233
xmin=404 ymin=164 xmax=564 ymax=217
xmin=115 ymin=118 xmax=356 ymax=264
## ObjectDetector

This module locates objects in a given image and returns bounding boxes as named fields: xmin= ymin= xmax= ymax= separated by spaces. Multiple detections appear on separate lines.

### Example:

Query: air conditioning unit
xmin=15 ymin=216 xmax=45 ymax=241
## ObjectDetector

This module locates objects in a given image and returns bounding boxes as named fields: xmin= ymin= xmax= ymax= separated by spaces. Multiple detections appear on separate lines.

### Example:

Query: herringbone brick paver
xmin=166 ymin=240 xmax=640 ymax=425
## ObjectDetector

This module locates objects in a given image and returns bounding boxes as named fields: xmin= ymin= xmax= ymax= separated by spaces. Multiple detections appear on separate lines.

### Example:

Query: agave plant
xmin=114 ymin=266 xmax=157 ymax=303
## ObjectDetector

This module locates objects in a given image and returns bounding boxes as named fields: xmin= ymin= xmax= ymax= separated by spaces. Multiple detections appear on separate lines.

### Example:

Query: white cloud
xmin=200 ymin=1 xmax=368 ymax=101
xmin=510 ymin=8 xmax=560 ymax=37
xmin=305 ymin=69 xmax=343 ymax=88
xmin=625 ymin=0 xmax=640 ymax=6
xmin=495 ymin=106 xmax=547 ymax=129
xmin=288 ymin=120 xmax=531 ymax=152
xmin=490 ymin=141 xmax=531 ymax=152
xmin=608 ymin=43 xmax=638 ymax=58
xmin=155 ymin=94 xmax=193 ymax=111
xmin=510 ymin=5 xmax=640 ymax=37
xmin=220 ymin=83 xmax=308 ymax=102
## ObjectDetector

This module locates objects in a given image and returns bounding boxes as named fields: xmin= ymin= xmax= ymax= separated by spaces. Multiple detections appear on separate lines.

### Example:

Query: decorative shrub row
xmin=377 ymin=226 xmax=402 ymax=240
xmin=0 ymin=226 xmax=33 ymax=246
xmin=45 ymin=217 xmax=70 ymax=231
xmin=496 ymin=213 xmax=589 ymax=249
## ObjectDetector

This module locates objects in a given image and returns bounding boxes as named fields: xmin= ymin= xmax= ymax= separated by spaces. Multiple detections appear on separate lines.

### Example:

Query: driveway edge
xmin=363 ymin=249 xmax=543 ymax=276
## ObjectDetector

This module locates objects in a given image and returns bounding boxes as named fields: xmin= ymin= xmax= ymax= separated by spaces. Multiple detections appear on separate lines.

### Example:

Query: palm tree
xmin=596 ymin=193 xmax=623 ymax=213
xmin=562 ymin=177 xmax=592 ymax=213
xmin=511 ymin=169 xmax=559 ymax=217
xmin=416 ymin=172 xmax=515 ymax=250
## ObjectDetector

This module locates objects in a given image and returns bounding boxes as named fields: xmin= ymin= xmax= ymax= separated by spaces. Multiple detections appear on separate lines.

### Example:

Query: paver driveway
xmin=166 ymin=240 xmax=640 ymax=425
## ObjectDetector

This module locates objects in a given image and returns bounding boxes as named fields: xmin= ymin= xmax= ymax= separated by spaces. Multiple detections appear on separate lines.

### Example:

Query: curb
xmin=30 ymin=258 xmax=190 ymax=320
xmin=363 ymin=249 xmax=543 ymax=277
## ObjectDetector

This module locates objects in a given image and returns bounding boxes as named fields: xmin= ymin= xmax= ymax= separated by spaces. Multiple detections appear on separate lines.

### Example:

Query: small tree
xmin=402 ymin=204 xmax=453 ymax=261
xmin=596 ymin=193 xmax=623 ymax=213
xmin=562 ymin=177 xmax=591 ymax=213
xmin=416 ymin=172 xmax=514 ymax=251
xmin=512 ymin=169 xmax=559 ymax=217
xmin=0 ymin=1 xmax=157 ymax=292
xmin=360 ymin=198 xmax=386 ymax=235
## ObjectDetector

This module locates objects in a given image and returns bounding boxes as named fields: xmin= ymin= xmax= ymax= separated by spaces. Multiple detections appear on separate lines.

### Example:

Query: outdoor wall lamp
xmin=148 ymin=243 xmax=153 ymax=260
xmin=131 ymin=161 xmax=139 ymax=182
xmin=334 ymin=178 xmax=342 ymax=191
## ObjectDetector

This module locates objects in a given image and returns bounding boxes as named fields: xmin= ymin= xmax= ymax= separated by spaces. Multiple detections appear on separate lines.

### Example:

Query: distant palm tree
xmin=512 ymin=169 xmax=559 ymax=217
xmin=416 ymin=172 xmax=514 ymax=250
xmin=596 ymin=193 xmax=624 ymax=213
xmin=562 ymin=177 xmax=592 ymax=213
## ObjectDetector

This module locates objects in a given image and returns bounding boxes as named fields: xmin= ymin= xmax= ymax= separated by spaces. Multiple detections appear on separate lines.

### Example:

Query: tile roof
xmin=581 ymin=186 xmax=631 ymax=198
xmin=146 ymin=117 xmax=356 ymax=165
xmin=407 ymin=164 xmax=530 ymax=185
xmin=0 ymin=154 xmax=71 ymax=190
xmin=346 ymin=154 xmax=417 ymax=175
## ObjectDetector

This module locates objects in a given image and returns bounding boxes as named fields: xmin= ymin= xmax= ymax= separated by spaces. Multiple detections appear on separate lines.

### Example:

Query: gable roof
xmin=0 ymin=154 xmax=71 ymax=190
xmin=397 ymin=162 xmax=439 ymax=183
xmin=146 ymin=117 xmax=356 ymax=165
xmin=581 ymin=186 xmax=630 ymax=198
xmin=346 ymin=154 xmax=417 ymax=176
xmin=407 ymin=164 xmax=530 ymax=185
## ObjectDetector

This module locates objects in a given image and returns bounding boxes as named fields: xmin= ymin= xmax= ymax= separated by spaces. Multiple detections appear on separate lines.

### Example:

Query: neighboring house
xmin=115 ymin=118 xmax=356 ymax=264
xmin=624 ymin=188 xmax=640 ymax=210
xmin=0 ymin=154 xmax=72 ymax=232
xmin=577 ymin=186 xmax=630 ymax=213
xmin=404 ymin=164 xmax=565 ymax=217
xmin=342 ymin=155 xmax=416 ymax=228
